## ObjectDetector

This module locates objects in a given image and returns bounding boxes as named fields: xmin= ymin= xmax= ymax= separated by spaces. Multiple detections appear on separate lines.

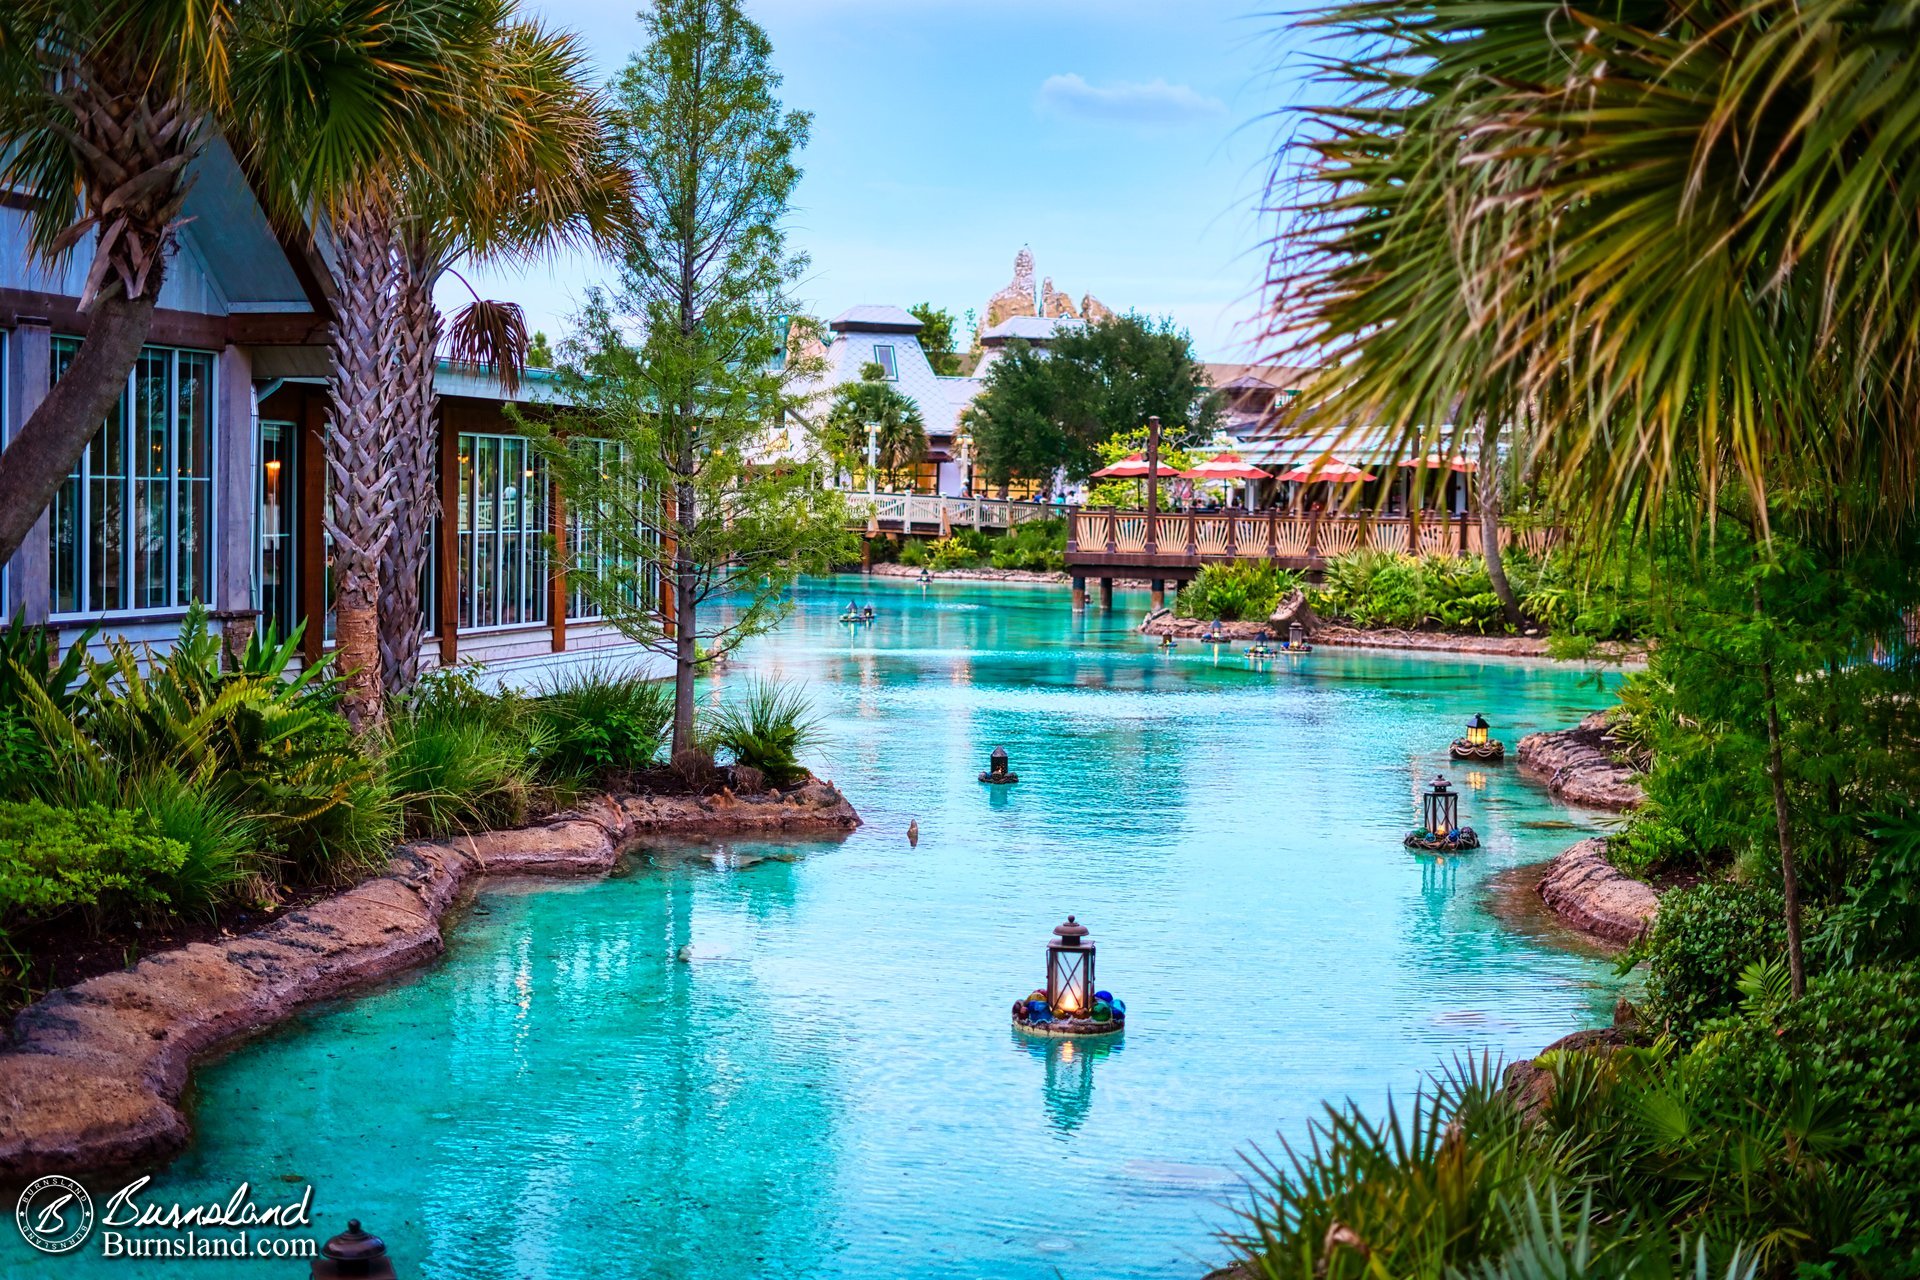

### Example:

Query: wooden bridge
xmin=841 ymin=490 xmax=1060 ymax=535
xmin=1064 ymin=508 xmax=1559 ymax=610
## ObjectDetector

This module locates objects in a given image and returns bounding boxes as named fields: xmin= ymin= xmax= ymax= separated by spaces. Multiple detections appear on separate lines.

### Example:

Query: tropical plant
xmin=1175 ymin=562 xmax=1301 ymax=623
xmin=385 ymin=711 xmax=535 ymax=837
xmin=824 ymin=364 xmax=926 ymax=489
xmin=0 ymin=0 xmax=502 ymax=577
xmin=0 ymin=802 xmax=189 ymax=940
xmin=526 ymin=665 xmax=672 ymax=781
xmin=539 ymin=0 xmax=852 ymax=762
xmin=1268 ymin=0 xmax=1920 ymax=995
xmin=708 ymin=679 xmax=822 ymax=787
xmin=1629 ymin=882 xmax=1790 ymax=1042
xmin=369 ymin=15 xmax=628 ymax=696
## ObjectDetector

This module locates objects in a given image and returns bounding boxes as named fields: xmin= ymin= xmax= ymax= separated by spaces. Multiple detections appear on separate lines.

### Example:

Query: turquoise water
xmin=11 ymin=577 xmax=1626 ymax=1278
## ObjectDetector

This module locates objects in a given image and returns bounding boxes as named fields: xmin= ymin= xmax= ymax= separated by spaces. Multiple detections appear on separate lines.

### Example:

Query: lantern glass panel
xmin=1468 ymin=723 xmax=1488 ymax=745
xmin=1048 ymin=947 xmax=1092 ymax=1015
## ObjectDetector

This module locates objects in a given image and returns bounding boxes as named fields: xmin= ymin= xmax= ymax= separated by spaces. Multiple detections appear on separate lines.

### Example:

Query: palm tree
xmin=825 ymin=369 xmax=926 ymax=490
xmin=372 ymin=20 xmax=626 ymax=695
xmin=1270 ymin=0 xmax=1920 ymax=994
xmin=0 ymin=0 xmax=493 ymax=575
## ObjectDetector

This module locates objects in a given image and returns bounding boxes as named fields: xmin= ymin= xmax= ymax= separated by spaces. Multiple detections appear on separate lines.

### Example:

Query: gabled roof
xmin=979 ymin=315 xmax=1081 ymax=345
xmin=829 ymin=304 xmax=923 ymax=334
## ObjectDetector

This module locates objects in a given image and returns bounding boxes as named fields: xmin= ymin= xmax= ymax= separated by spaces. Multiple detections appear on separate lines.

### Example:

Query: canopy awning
xmin=1183 ymin=451 xmax=1273 ymax=481
xmin=1091 ymin=450 xmax=1188 ymax=479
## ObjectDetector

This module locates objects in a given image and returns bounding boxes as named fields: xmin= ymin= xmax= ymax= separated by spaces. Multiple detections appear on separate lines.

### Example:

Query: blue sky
xmin=451 ymin=1 xmax=1318 ymax=362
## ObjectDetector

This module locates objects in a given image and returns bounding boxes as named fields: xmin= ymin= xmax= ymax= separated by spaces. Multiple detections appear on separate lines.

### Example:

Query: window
xmin=257 ymin=420 xmax=298 ymax=639
xmin=457 ymin=433 xmax=548 ymax=630
xmin=872 ymin=344 xmax=898 ymax=381
xmin=50 ymin=340 xmax=214 ymax=617
xmin=566 ymin=438 xmax=653 ymax=620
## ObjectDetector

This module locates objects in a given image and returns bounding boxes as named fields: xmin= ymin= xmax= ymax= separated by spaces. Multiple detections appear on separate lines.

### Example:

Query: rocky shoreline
xmin=1535 ymin=838 xmax=1659 ymax=945
xmin=0 ymin=780 xmax=859 ymax=1178
xmin=1140 ymin=613 xmax=1567 ymax=658
xmin=869 ymin=563 xmax=1068 ymax=584
xmin=1516 ymin=711 xmax=1644 ymax=809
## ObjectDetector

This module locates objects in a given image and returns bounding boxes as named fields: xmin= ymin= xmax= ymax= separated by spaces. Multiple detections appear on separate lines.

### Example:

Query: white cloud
xmin=1035 ymin=73 xmax=1227 ymax=129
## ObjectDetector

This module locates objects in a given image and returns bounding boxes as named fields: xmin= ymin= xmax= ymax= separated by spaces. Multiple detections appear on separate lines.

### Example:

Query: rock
xmin=1516 ymin=711 xmax=1644 ymax=810
xmin=1502 ymin=1003 xmax=1648 ymax=1122
xmin=0 ymin=778 xmax=861 ymax=1177
xmin=1268 ymin=588 xmax=1319 ymax=633
xmin=1536 ymin=837 xmax=1658 ymax=944
xmin=983 ymin=247 xmax=1040 ymax=330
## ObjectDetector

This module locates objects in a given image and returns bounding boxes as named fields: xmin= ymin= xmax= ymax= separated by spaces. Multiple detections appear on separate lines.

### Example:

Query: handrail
xmin=839 ymin=488 xmax=1059 ymax=531
xmin=1061 ymin=508 xmax=1559 ymax=561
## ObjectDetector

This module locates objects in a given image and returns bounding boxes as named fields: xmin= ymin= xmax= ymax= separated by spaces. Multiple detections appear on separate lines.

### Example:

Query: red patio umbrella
xmin=1091 ymin=450 xmax=1188 ymax=479
xmin=1397 ymin=453 xmax=1478 ymax=472
xmin=1273 ymin=459 xmax=1377 ymax=483
xmin=1182 ymin=450 xmax=1273 ymax=481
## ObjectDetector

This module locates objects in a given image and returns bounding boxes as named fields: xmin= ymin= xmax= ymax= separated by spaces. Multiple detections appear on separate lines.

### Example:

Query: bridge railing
xmin=1065 ymin=508 xmax=1560 ymax=561
xmin=841 ymin=489 xmax=1060 ymax=532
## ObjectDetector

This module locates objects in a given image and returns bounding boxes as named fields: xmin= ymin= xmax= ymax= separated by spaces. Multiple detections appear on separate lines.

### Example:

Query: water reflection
xmin=1016 ymin=1031 xmax=1123 ymax=1135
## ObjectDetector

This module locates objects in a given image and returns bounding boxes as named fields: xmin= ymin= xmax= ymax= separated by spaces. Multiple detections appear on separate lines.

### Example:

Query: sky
xmin=448 ymin=1 xmax=1322 ymax=363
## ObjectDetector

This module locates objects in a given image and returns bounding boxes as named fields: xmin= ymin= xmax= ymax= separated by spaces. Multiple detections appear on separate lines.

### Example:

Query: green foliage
xmin=968 ymin=314 xmax=1221 ymax=492
xmin=1631 ymin=881 xmax=1789 ymax=1041
xmin=0 ymin=802 xmax=188 ymax=941
xmin=124 ymin=773 xmax=261 ymax=915
xmin=1813 ymin=812 xmax=1920 ymax=970
xmin=909 ymin=302 xmax=960 ymax=375
xmin=708 ymin=679 xmax=823 ymax=787
xmin=898 ymin=537 xmax=929 ymax=567
xmin=1311 ymin=549 xmax=1510 ymax=633
xmin=385 ymin=711 xmax=534 ymax=838
xmin=1083 ymin=426 xmax=1194 ymax=510
xmin=824 ymin=369 xmax=926 ymax=488
xmin=1685 ymin=965 xmax=1920 ymax=1266
xmin=527 ymin=665 xmax=672 ymax=781
xmin=898 ymin=519 xmax=1067 ymax=573
xmin=539 ymin=0 xmax=845 ymax=758
xmin=1175 ymin=562 xmax=1301 ymax=622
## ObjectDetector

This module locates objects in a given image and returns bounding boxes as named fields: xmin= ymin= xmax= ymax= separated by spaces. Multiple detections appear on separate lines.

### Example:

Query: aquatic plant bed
xmin=0 ymin=779 xmax=859 ymax=1178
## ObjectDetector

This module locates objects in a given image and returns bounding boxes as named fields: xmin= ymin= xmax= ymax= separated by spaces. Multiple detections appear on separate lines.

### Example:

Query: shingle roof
xmin=829 ymin=304 xmax=923 ymax=333
xmin=978 ymin=315 xmax=1082 ymax=344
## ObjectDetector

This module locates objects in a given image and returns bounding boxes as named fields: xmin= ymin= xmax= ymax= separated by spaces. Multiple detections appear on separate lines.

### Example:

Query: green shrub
xmin=1684 ymin=965 xmax=1920 ymax=1266
xmin=927 ymin=536 xmax=984 ymax=570
xmin=385 ymin=713 xmax=534 ymax=837
xmin=528 ymin=666 xmax=672 ymax=781
xmin=0 ymin=801 xmax=189 ymax=937
xmin=1175 ymin=561 xmax=1301 ymax=621
xmin=988 ymin=518 xmax=1066 ymax=571
xmin=709 ymin=679 xmax=823 ymax=787
xmin=1634 ymin=880 xmax=1789 ymax=1039
xmin=898 ymin=537 xmax=929 ymax=567
xmin=126 ymin=773 xmax=260 ymax=914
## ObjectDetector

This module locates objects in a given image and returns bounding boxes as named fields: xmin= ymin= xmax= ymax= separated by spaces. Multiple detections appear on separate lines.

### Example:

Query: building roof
xmin=978 ymin=315 xmax=1082 ymax=345
xmin=1203 ymin=362 xmax=1318 ymax=392
xmin=829 ymin=304 xmax=924 ymax=334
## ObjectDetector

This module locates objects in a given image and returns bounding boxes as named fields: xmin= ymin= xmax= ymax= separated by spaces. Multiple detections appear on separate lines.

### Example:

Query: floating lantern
xmin=1449 ymin=712 xmax=1505 ymax=761
xmin=1405 ymin=773 xmax=1480 ymax=851
xmin=311 ymin=1220 xmax=396 ymax=1280
xmin=979 ymin=746 xmax=1020 ymax=785
xmin=1012 ymin=916 xmax=1125 ymax=1038
xmin=1288 ymin=621 xmax=1308 ymax=650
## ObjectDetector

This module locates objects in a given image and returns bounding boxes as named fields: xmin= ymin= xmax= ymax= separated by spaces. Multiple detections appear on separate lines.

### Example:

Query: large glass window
xmin=50 ymin=340 xmax=215 ymax=617
xmin=566 ymin=438 xmax=654 ymax=620
xmin=872 ymin=344 xmax=898 ymax=381
xmin=257 ymin=420 xmax=297 ymax=639
xmin=457 ymin=432 xmax=548 ymax=630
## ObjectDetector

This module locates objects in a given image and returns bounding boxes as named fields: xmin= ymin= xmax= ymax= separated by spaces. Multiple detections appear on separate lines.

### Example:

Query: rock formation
xmin=1537 ymin=837 xmax=1659 ymax=943
xmin=1041 ymin=277 xmax=1078 ymax=319
xmin=984 ymin=247 xmax=1039 ymax=330
xmin=1080 ymin=293 xmax=1115 ymax=324
xmin=1516 ymin=711 xmax=1644 ymax=810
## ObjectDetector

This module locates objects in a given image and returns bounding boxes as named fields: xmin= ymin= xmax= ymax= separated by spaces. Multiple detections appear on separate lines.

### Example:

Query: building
xmin=1 ymin=142 xmax=663 ymax=685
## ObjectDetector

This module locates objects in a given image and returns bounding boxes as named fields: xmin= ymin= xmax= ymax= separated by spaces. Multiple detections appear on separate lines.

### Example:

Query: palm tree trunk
xmin=379 ymin=241 xmax=442 ymax=694
xmin=0 ymin=290 xmax=159 ymax=566
xmin=326 ymin=199 xmax=400 ymax=733
xmin=1478 ymin=419 xmax=1522 ymax=627
xmin=0 ymin=61 xmax=201 ymax=567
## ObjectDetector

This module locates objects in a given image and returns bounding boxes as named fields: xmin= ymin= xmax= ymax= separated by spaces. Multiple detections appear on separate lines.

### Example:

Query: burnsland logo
xmin=15 ymin=1176 xmax=95 ymax=1254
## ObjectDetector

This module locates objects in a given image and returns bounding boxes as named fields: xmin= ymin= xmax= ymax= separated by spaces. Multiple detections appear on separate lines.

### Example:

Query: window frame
xmin=49 ymin=340 xmax=218 ymax=622
xmin=872 ymin=344 xmax=899 ymax=381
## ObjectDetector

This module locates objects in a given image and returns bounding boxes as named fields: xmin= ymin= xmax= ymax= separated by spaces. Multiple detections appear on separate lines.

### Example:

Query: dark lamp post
xmin=1421 ymin=775 xmax=1460 ymax=833
xmin=310 ymin=1220 xmax=396 ymax=1280
xmin=1047 ymin=916 xmax=1095 ymax=1016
